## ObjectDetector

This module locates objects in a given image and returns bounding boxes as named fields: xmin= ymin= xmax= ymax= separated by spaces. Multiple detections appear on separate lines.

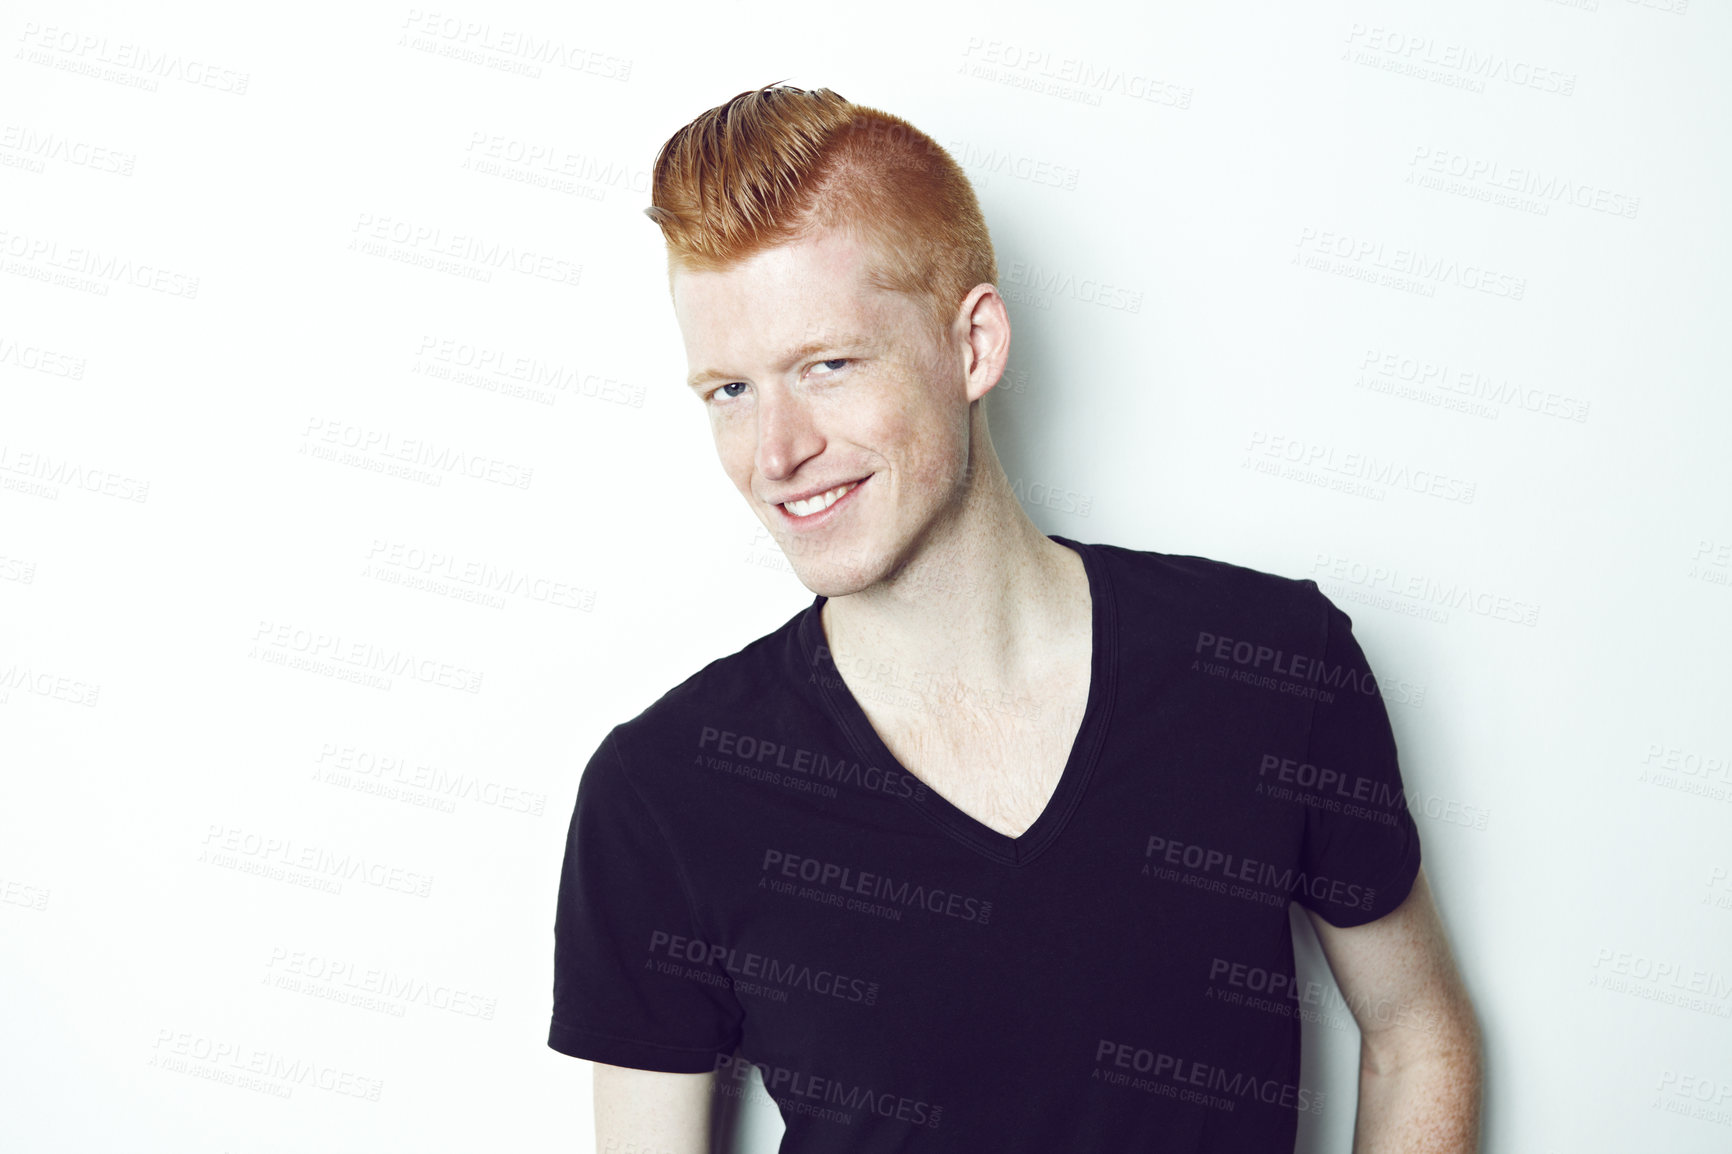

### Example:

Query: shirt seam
xmin=549 ymin=1018 xmax=730 ymax=1055
xmin=1299 ymin=578 xmax=1326 ymax=769
xmin=1297 ymin=580 xmax=1329 ymax=898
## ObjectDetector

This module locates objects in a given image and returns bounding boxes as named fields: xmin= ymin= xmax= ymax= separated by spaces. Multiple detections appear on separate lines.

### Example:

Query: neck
xmin=819 ymin=415 xmax=1088 ymax=697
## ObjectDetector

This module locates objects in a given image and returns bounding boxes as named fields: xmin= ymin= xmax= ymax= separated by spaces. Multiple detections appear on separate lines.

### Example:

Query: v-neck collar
xmin=796 ymin=534 xmax=1118 ymax=867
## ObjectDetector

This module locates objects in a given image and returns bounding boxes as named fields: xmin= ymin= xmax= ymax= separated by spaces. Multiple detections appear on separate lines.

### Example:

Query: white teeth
xmin=784 ymin=480 xmax=859 ymax=517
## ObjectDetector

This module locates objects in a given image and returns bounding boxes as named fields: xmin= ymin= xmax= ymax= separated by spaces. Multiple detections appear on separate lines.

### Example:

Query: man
xmin=550 ymin=84 xmax=1482 ymax=1152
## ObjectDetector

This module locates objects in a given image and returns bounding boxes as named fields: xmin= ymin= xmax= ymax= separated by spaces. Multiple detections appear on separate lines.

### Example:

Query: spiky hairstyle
xmin=645 ymin=84 xmax=998 ymax=334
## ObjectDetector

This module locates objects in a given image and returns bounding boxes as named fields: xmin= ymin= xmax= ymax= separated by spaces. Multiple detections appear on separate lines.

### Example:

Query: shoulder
xmin=1085 ymin=538 xmax=1323 ymax=628
xmin=603 ymin=605 xmax=812 ymax=783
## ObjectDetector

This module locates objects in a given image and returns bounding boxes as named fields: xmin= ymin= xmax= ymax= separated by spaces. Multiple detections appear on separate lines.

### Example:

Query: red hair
xmin=645 ymin=84 xmax=998 ymax=334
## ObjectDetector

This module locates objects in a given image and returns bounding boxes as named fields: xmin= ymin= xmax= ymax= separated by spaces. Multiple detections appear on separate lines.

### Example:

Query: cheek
xmin=875 ymin=377 xmax=969 ymax=488
xmin=710 ymin=415 xmax=756 ymax=482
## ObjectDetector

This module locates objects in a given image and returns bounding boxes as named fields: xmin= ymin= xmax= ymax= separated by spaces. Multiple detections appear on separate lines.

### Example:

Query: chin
xmin=785 ymin=553 xmax=884 ymax=600
xmin=790 ymin=566 xmax=870 ymax=600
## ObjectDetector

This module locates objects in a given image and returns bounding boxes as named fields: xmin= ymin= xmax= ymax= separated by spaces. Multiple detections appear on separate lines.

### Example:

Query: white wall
xmin=2 ymin=1 xmax=1728 ymax=1151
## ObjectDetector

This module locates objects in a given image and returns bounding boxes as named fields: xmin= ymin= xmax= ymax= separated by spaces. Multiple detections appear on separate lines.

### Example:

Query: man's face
xmin=672 ymin=226 xmax=976 ymax=598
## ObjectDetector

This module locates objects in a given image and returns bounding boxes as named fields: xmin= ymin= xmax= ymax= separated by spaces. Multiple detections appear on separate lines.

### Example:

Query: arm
xmin=1304 ymin=866 xmax=1483 ymax=1153
xmin=593 ymin=1062 xmax=714 ymax=1154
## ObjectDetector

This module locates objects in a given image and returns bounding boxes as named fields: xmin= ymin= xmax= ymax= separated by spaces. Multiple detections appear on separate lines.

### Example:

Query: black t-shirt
xmin=549 ymin=535 xmax=1422 ymax=1152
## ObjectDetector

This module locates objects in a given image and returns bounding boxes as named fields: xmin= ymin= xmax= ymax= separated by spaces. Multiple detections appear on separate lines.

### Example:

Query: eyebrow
xmin=686 ymin=336 xmax=867 ymax=390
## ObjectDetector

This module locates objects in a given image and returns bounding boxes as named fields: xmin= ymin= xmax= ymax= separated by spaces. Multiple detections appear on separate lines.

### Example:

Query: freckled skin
xmin=672 ymin=226 xmax=983 ymax=600
xmin=1307 ymin=868 xmax=1484 ymax=1152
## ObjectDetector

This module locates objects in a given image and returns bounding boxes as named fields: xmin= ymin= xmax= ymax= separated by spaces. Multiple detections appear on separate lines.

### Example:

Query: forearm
xmin=1349 ymin=1027 xmax=1482 ymax=1154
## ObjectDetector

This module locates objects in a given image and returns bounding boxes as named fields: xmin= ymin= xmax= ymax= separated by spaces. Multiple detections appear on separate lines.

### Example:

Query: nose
xmin=753 ymin=380 xmax=824 ymax=484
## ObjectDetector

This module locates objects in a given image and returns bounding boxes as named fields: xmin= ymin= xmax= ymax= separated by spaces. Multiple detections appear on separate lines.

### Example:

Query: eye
xmin=713 ymin=381 xmax=748 ymax=402
xmin=813 ymin=358 xmax=849 ymax=375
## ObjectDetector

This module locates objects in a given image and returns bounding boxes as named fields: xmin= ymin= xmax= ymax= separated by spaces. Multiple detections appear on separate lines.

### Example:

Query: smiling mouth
xmin=781 ymin=478 xmax=865 ymax=518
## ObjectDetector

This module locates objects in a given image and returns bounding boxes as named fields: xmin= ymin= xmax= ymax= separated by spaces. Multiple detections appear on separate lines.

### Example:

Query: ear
xmin=954 ymin=283 xmax=1011 ymax=404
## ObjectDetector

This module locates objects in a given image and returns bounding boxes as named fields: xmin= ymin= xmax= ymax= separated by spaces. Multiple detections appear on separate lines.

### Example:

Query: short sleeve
xmin=548 ymin=730 xmax=744 ymax=1071
xmin=1293 ymin=585 xmax=1422 ymax=927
